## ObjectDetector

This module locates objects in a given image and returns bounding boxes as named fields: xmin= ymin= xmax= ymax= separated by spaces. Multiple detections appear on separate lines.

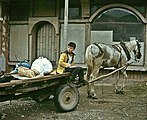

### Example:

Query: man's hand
xmin=70 ymin=65 xmax=77 ymax=68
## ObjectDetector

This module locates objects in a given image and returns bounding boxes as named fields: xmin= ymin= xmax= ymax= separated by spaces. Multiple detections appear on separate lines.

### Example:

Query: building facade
xmin=0 ymin=0 xmax=147 ymax=79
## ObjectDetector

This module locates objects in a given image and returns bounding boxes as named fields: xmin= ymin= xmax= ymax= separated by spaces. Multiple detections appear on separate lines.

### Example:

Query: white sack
xmin=31 ymin=57 xmax=53 ymax=75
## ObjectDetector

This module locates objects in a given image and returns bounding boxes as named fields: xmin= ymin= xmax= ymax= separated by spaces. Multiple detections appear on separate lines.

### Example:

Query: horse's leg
xmin=87 ymin=76 xmax=97 ymax=98
xmin=86 ymin=65 xmax=93 ymax=97
xmin=115 ymin=71 xmax=120 ymax=93
xmin=89 ymin=68 xmax=100 ymax=98
xmin=88 ymin=59 xmax=103 ymax=99
xmin=120 ymin=70 xmax=127 ymax=94
xmin=115 ymin=69 xmax=127 ymax=94
xmin=86 ymin=65 xmax=98 ymax=99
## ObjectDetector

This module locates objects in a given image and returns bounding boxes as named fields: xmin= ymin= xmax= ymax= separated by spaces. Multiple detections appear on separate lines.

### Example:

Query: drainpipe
xmin=0 ymin=53 xmax=5 ymax=72
xmin=0 ymin=1 xmax=9 ymax=72
xmin=63 ymin=0 xmax=69 ymax=48
xmin=0 ymin=2 xmax=5 ymax=72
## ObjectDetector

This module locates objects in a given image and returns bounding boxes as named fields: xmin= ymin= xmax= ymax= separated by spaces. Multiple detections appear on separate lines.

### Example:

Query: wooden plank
xmin=0 ymin=72 xmax=70 ymax=88
xmin=0 ymin=81 xmax=59 ymax=95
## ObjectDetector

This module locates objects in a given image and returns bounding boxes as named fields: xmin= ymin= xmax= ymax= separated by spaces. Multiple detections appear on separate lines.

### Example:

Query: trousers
xmin=65 ymin=66 xmax=84 ymax=81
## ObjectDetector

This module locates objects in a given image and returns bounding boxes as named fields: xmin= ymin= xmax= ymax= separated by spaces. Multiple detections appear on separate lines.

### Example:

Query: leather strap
xmin=93 ymin=43 xmax=103 ymax=58
xmin=120 ymin=42 xmax=131 ymax=61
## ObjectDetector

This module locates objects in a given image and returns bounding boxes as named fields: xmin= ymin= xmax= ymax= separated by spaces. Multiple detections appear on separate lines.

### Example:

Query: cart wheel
xmin=54 ymin=84 xmax=80 ymax=112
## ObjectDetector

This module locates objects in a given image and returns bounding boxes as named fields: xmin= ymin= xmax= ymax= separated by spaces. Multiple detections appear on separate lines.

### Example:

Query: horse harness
xmin=92 ymin=43 xmax=104 ymax=58
xmin=112 ymin=42 xmax=131 ymax=60
xmin=93 ymin=42 xmax=131 ymax=68
xmin=92 ymin=43 xmax=121 ymax=68
xmin=120 ymin=42 xmax=131 ymax=61
xmin=112 ymin=42 xmax=131 ymax=68
xmin=112 ymin=44 xmax=122 ymax=68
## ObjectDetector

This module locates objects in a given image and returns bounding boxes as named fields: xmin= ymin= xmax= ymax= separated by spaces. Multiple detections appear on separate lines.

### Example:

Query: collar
xmin=120 ymin=42 xmax=131 ymax=61
xmin=63 ymin=50 xmax=75 ymax=56
xmin=62 ymin=50 xmax=75 ymax=63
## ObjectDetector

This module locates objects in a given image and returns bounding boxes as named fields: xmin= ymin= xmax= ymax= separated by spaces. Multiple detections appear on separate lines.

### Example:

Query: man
xmin=57 ymin=42 xmax=88 ymax=85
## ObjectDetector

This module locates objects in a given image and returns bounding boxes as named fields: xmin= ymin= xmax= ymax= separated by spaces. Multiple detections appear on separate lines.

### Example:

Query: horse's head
xmin=133 ymin=39 xmax=142 ymax=62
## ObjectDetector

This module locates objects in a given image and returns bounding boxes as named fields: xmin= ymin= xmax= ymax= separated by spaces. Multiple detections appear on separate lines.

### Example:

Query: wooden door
xmin=37 ymin=23 xmax=56 ymax=62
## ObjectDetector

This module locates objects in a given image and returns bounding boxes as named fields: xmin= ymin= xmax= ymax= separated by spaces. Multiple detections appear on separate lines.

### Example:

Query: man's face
xmin=67 ymin=46 xmax=75 ymax=53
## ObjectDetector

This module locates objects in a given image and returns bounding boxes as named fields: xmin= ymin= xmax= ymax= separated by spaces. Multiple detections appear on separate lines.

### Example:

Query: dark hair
xmin=68 ymin=42 xmax=76 ymax=49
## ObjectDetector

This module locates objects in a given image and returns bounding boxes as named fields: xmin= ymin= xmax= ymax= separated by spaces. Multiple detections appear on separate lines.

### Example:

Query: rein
xmin=120 ymin=42 xmax=131 ymax=61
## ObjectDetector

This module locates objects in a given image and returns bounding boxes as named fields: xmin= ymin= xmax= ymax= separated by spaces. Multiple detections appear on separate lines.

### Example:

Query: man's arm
xmin=58 ymin=53 xmax=70 ymax=68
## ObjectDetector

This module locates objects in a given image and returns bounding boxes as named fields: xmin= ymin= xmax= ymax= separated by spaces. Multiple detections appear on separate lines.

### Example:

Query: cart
xmin=0 ymin=63 xmax=130 ymax=112
xmin=0 ymin=72 xmax=80 ymax=112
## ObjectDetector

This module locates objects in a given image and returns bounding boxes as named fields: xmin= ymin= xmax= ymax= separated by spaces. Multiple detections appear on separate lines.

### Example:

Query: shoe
xmin=73 ymin=79 xmax=79 ymax=84
xmin=69 ymin=75 xmax=76 ymax=81
xmin=67 ymin=80 xmax=81 ymax=88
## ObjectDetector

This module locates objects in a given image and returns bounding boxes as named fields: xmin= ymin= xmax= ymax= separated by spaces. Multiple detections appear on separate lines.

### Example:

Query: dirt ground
xmin=0 ymin=80 xmax=147 ymax=120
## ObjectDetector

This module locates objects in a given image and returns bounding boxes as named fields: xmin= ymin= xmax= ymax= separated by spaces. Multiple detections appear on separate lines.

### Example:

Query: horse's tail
xmin=85 ymin=45 xmax=95 ymax=69
xmin=85 ymin=44 xmax=103 ymax=68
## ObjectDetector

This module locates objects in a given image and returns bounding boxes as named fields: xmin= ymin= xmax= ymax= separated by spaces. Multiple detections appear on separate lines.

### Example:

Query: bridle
xmin=133 ymin=40 xmax=142 ymax=61
xmin=120 ymin=40 xmax=141 ymax=62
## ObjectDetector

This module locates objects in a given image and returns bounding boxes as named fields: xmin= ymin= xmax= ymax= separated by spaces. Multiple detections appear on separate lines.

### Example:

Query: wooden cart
xmin=0 ymin=63 xmax=130 ymax=112
xmin=0 ymin=73 xmax=80 ymax=112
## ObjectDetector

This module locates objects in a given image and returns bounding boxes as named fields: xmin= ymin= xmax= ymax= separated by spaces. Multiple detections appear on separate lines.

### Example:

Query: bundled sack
xmin=18 ymin=66 xmax=39 ymax=78
xmin=31 ymin=57 xmax=53 ymax=75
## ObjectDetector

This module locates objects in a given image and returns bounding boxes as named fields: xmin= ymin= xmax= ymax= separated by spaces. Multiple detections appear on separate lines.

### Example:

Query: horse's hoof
xmin=115 ymin=89 xmax=120 ymax=94
xmin=115 ymin=89 xmax=122 ymax=94
xmin=115 ymin=89 xmax=124 ymax=94
xmin=120 ymin=90 xmax=124 ymax=94
xmin=87 ymin=95 xmax=98 ymax=99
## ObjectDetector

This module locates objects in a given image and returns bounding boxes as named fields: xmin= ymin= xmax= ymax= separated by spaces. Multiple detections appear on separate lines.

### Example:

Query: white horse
xmin=85 ymin=39 xmax=142 ymax=99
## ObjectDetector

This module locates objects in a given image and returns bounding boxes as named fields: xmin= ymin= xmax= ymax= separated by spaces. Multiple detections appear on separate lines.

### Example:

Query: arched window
xmin=91 ymin=7 xmax=145 ymax=65
xmin=91 ymin=8 xmax=145 ymax=42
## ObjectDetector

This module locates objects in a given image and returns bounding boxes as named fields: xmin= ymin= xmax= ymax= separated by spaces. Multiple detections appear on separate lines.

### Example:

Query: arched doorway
xmin=31 ymin=21 xmax=57 ymax=64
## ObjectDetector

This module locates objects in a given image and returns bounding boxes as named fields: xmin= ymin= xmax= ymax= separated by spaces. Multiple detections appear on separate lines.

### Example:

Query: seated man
xmin=56 ymin=42 xmax=88 ymax=85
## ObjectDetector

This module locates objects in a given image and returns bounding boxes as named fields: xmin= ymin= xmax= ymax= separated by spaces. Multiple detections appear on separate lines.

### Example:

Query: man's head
xmin=68 ymin=42 xmax=76 ymax=49
xmin=67 ymin=42 xmax=76 ymax=53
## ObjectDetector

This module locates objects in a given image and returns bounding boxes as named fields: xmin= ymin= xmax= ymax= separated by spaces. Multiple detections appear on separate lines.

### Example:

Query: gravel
xmin=0 ymin=81 xmax=147 ymax=120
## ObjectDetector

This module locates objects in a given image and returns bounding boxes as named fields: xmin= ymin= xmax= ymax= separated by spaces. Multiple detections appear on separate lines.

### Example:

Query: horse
xmin=85 ymin=39 xmax=142 ymax=99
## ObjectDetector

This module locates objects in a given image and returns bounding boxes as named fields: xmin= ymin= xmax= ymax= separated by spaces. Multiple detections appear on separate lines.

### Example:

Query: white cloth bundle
xmin=31 ymin=57 xmax=53 ymax=75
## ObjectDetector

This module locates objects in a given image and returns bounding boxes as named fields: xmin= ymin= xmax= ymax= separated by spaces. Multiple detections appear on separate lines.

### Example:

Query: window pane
xmin=60 ymin=0 xmax=81 ymax=19
xmin=33 ymin=0 xmax=56 ymax=17
xmin=10 ymin=2 xmax=29 ymax=21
